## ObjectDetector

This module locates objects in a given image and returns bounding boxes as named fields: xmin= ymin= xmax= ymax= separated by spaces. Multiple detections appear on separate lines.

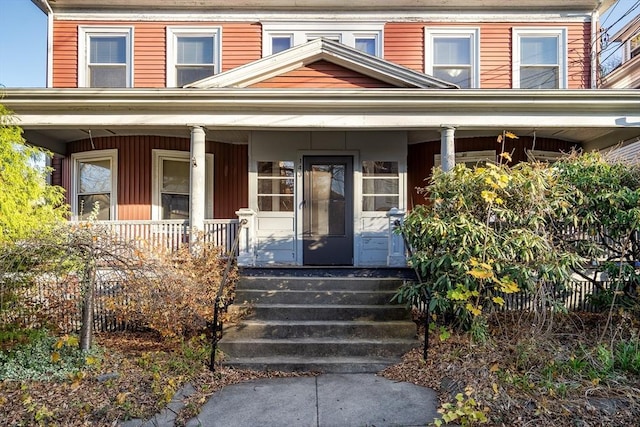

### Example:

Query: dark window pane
xmin=363 ymin=195 xmax=398 ymax=212
xmin=78 ymin=194 xmax=110 ymax=220
xmin=161 ymin=193 xmax=189 ymax=219
xmin=177 ymin=66 xmax=215 ymax=86
xmin=89 ymin=66 xmax=126 ymax=88
xmin=520 ymin=66 xmax=558 ymax=89
xmin=362 ymin=161 xmax=398 ymax=176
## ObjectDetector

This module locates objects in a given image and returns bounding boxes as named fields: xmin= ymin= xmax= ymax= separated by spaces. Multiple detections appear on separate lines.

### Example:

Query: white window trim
xmin=435 ymin=150 xmax=496 ymax=168
xmin=78 ymin=26 xmax=134 ymax=88
xmin=526 ymin=149 xmax=564 ymax=163
xmin=166 ymin=26 xmax=222 ymax=88
xmin=512 ymin=27 xmax=567 ymax=89
xmin=71 ymin=149 xmax=118 ymax=220
xmin=151 ymin=150 xmax=214 ymax=220
xmin=261 ymin=22 xmax=384 ymax=57
xmin=425 ymin=27 xmax=480 ymax=88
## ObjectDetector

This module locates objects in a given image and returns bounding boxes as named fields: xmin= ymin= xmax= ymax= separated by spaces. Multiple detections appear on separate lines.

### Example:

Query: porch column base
xmin=236 ymin=208 xmax=257 ymax=266
xmin=386 ymin=207 xmax=407 ymax=267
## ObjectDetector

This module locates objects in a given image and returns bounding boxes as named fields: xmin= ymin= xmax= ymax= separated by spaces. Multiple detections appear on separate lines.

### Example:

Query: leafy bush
xmin=0 ymin=330 xmax=101 ymax=381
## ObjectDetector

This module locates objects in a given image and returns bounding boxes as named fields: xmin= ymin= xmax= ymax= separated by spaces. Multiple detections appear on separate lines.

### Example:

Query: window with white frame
xmin=425 ymin=28 xmax=479 ymax=88
xmin=525 ymin=149 xmax=564 ymax=163
xmin=78 ymin=27 xmax=133 ymax=88
xmin=152 ymin=150 xmax=214 ymax=220
xmin=513 ymin=28 xmax=567 ymax=89
xmin=257 ymin=161 xmax=295 ymax=212
xmin=72 ymin=150 xmax=117 ymax=220
xmin=166 ymin=27 xmax=221 ymax=87
xmin=262 ymin=22 xmax=383 ymax=57
xmin=362 ymin=161 xmax=399 ymax=212
xmin=434 ymin=150 xmax=496 ymax=169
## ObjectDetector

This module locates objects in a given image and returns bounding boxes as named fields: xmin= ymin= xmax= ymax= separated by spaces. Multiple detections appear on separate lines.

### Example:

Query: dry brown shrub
xmin=107 ymin=243 xmax=237 ymax=341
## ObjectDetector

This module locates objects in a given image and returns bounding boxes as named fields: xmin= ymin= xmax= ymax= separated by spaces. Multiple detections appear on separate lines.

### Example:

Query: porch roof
xmin=3 ymin=88 xmax=640 ymax=153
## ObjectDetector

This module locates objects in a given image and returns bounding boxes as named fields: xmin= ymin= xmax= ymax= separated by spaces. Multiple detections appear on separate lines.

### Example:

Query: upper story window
xmin=627 ymin=32 xmax=640 ymax=60
xmin=262 ymin=22 xmax=383 ymax=57
xmin=425 ymin=28 xmax=480 ymax=88
xmin=167 ymin=27 xmax=221 ymax=87
xmin=513 ymin=28 xmax=567 ymax=89
xmin=78 ymin=27 xmax=133 ymax=88
xmin=71 ymin=150 xmax=117 ymax=220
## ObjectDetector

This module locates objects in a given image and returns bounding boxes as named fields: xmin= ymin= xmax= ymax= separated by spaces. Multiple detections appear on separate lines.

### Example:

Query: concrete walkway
xmin=185 ymin=373 xmax=439 ymax=427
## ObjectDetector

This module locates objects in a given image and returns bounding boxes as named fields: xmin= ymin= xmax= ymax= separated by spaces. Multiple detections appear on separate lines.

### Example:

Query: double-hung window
xmin=513 ymin=28 xmax=567 ymax=89
xmin=425 ymin=28 xmax=479 ymax=88
xmin=72 ymin=150 xmax=117 ymax=220
xmin=362 ymin=161 xmax=399 ymax=212
xmin=152 ymin=150 xmax=214 ymax=220
xmin=167 ymin=27 xmax=221 ymax=87
xmin=79 ymin=27 xmax=133 ymax=88
xmin=262 ymin=23 xmax=383 ymax=57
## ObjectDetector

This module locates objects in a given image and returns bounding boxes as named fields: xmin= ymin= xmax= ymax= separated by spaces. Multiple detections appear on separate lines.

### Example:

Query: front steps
xmin=219 ymin=269 xmax=418 ymax=373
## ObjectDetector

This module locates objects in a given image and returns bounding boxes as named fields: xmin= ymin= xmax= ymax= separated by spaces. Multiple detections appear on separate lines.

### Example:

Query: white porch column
xmin=236 ymin=208 xmax=257 ymax=266
xmin=440 ymin=125 xmax=456 ymax=172
xmin=386 ymin=207 xmax=407 ymax=267
xmin=189 ymin=126 xmax=206 ymax=248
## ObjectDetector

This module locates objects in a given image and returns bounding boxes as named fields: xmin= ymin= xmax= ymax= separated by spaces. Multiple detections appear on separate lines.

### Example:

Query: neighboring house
xmin=600 ymin=13 xmax=640 ymax=164
xmin=600 ymin=13 xmax=640 ymax=89
xmin=4 ymin=0 xmax=640 ymax=267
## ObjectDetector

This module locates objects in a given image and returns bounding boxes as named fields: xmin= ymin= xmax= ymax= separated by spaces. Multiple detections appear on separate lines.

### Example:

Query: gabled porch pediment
xmin=186 ymin=38 xmax=459 ymax=89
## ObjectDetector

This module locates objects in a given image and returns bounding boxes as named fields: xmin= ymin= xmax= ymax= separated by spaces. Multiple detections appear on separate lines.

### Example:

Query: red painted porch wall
xmin=407 ymin=136 xmax=579 ymax=208
xmin=62 ymin=136 xmax=247 ymax=220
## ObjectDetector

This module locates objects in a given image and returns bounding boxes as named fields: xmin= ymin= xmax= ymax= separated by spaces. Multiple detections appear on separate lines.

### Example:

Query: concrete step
xmin=218 ymin=338 xmax=417 ymax=359
xmin=234 ymin=289 xmax=397 ymax=305
xmin=223 ymin=320 xmax=416 ymax=340
xmin=236 ymin=304 xmax=411 ymax=321
xmin=223 ymin=356 xmax=407 ymax=373
xmin=236 ymin=276 xmax=405 ymax=292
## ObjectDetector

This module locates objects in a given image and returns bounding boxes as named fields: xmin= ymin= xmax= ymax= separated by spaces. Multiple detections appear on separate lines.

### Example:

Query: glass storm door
xmin=303 ymin=156 xmax=354 ymax=265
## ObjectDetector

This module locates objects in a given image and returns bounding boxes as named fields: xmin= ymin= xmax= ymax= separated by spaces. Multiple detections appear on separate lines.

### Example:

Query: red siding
xmin=250 ymin=60 xmax=397 ymax=88
xmin=65 ymin=136 xmax=247 ymax=219
xmin=407 ymin=136 xmax=579 ymax=208
xmin=385 ymin=21 xmax=591 ymax=89
xmin=52 ymin=20 xmax=261 ymax=88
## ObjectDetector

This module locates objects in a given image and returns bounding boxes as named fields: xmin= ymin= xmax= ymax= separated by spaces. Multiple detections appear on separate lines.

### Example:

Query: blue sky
xmin=0 ymin=0 xmax=638 ymax=88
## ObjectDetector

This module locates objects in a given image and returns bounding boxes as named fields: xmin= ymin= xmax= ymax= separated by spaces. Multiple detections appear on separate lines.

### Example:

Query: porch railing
xmin=69 ymin=219 xmax=240 ymax=254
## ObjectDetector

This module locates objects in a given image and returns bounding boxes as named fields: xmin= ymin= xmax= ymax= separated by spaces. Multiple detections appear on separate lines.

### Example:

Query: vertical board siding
xmin=52 ymin=20 xmax=261 ymax=88
xmin=250 ymin=60 xmax=396 ymax=88
xmin=65 ymin=136 xmax=247 ymax=220
xmin=385 ymin=21 xmax=591 ymax=89
xmin=407 ymin=136 xmax=579 ymax=208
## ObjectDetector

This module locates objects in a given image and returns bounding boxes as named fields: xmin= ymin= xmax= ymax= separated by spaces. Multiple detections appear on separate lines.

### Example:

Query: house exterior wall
xmin=249 ymin=61 xmax=397 ymax=88
xmin=250 ymin=130 xmax=406 ymax=266
xmin=61 ymin=135 xmax=247 ymax=220
xmin=52 ymin=20 xmax=262 ymax=88
xmin=407 ymin=136 xmax=579 ymax=208
xmin=51 ymin=17 xmax=592 ymax=89
xmin=385 ymin=21 xmax=591 ymax=88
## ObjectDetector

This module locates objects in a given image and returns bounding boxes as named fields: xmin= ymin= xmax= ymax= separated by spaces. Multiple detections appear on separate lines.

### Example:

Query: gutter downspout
xmin=591 ymin=8 xmax=600 ymax=89
xmin=35 ymin=0 xmax=54 ymax=88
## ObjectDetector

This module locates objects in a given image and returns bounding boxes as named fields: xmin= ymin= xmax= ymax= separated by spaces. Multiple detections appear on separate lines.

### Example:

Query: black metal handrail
xmin=394 ymin=219 xmax=431 ymax=363
xmin=209 ymin=218 xmax=247 ymax=371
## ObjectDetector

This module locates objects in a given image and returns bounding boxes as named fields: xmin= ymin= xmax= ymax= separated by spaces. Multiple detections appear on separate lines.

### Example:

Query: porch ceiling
xmin=5 ymin=88 xmax=640 ymax=153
